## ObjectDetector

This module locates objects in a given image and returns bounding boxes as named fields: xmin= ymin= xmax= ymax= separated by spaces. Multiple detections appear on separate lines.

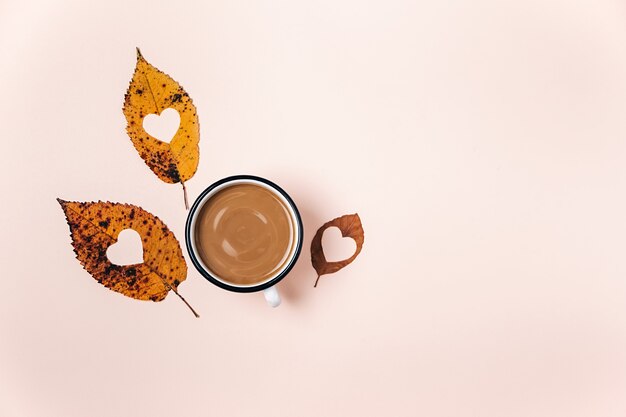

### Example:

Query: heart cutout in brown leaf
xmin=311 ymin=213 xmax=364 ymax=287
xmin=321 ymin=226 xmax=358 ymax=262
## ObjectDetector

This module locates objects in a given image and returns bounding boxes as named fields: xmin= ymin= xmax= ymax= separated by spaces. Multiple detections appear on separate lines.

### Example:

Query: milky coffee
xmin=194 ymin=183 xmax=295 ymax=286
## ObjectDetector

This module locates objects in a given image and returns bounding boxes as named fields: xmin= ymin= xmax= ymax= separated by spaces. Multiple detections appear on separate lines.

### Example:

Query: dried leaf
xmin=123 ymin=48 xmax=200 ymax=209
xmin=57 ymin=199 xmax=199 ymax=317
xmin=311 ymin=213 xmax=364 ymax=287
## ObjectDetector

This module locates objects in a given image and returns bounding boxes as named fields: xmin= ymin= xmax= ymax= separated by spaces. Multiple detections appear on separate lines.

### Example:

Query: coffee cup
xmin=185 ymin=175 xmax=303 ymax=307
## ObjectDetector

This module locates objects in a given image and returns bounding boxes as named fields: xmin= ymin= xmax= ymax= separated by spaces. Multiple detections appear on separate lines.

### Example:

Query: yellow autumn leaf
xmin=57 ymin=199 xmax=199 ymax=317
xmin=123 ymin=48 xmax=200 ymax=208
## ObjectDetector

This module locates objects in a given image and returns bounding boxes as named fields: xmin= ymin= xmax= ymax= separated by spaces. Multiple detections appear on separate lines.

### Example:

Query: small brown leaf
xmin=57 ymin=199 xmax=199 ymax=317
xmin=123 ymin=48 xmax=200 ymax=209
xmin=311 ymin=213 xmax=364 ymax=287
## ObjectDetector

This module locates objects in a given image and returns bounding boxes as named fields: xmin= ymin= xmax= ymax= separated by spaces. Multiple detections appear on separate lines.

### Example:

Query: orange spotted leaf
xmin=57 ymin=199 xmax=199 ymax=317
xmin=123 ymin=48 xmax=200 ymax=209
xmin=311 ymin=213 xmax=364 ymax=287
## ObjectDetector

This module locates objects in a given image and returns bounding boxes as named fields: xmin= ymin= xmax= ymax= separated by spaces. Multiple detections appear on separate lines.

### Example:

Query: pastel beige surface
xmin=1 ymin=1 xmax=626 ymax=416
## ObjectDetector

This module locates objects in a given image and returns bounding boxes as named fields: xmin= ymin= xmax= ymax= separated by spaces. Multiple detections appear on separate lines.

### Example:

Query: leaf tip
xmin=56 ymin=198 xmax=66 ymax=206
xmin=135 ymin=47 xmax=143 ymax=60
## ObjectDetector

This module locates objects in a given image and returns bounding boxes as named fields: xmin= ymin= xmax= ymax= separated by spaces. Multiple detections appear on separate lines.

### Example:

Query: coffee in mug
xmin=185 ymin=176 xmax=303 ymax=307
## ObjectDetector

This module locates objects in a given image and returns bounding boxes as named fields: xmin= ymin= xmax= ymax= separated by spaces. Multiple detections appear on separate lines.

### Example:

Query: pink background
xmin=2 ymin=1 xmax=626 ymax=416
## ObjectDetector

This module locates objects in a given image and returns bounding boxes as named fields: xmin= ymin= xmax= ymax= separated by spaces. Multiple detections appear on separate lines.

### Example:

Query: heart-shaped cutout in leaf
xmin=106 ymin=228 xmax=143 ymax=266
xmin=311 ymin=213 xmax=364 ymax=287
xmin=321 ymin=226 xmax=358 ymax=262
xmin=57 ymin=199 xmax=199 ymax=317
xmin=123 ymin=48 xmax=200 ymax=209
xmin=142 ymin=108 xmax=181 ymax=144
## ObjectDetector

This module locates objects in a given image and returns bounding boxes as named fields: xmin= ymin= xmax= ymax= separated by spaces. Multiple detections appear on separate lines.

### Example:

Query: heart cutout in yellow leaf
xmin=106 ymin=228 xmax=143 ymax=266
xmin=123 ymin=48 xmax=200 ymax=209
xmin=58 ymin=199 xmax=199 ymax=317
xmin=142 ymin=108 xmax=181 ymax=144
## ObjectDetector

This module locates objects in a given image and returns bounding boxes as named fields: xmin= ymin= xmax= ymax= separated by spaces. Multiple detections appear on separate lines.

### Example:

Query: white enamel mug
xmin=185 ymin=175 xmax=303 ymax=307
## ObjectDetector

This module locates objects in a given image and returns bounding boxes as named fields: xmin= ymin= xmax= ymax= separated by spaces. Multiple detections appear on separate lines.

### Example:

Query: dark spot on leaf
xmin=104 ymin=264 xmax=121 ymax=275
xmin=99 ymin=220 xmax=109 ymax=228
xmin=165 ymin=163 xmax=180 ymax=182
xmin=171 ymin=93 xmax=182 ymax=103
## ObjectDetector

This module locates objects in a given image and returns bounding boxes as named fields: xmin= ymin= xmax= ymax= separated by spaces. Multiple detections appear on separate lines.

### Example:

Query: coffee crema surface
xmin=194 ymin=183 xmax=295 ymax=285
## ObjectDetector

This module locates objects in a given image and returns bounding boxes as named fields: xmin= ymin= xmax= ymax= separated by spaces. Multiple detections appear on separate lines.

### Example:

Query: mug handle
xmin=263 ymin=286 xmax=281 ymax=308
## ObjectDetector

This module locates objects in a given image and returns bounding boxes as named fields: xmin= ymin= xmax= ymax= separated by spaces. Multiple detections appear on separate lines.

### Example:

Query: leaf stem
xmin=182 ymin=181 xmax=189 ymax=210
xmin=314 ymin=275 xmax=321 ymax=288
xmin=172 ymin=288 xmax=199 ymax=318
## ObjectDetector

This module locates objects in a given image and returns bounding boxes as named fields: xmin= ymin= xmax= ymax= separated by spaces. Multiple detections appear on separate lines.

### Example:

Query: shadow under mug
xmin=184 ymin=175 xmax=303 ymax=307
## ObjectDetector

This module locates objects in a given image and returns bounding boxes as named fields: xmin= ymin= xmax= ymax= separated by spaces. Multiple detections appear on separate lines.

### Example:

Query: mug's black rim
xmin=185 ymin=175 xmax=304 ymax=293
